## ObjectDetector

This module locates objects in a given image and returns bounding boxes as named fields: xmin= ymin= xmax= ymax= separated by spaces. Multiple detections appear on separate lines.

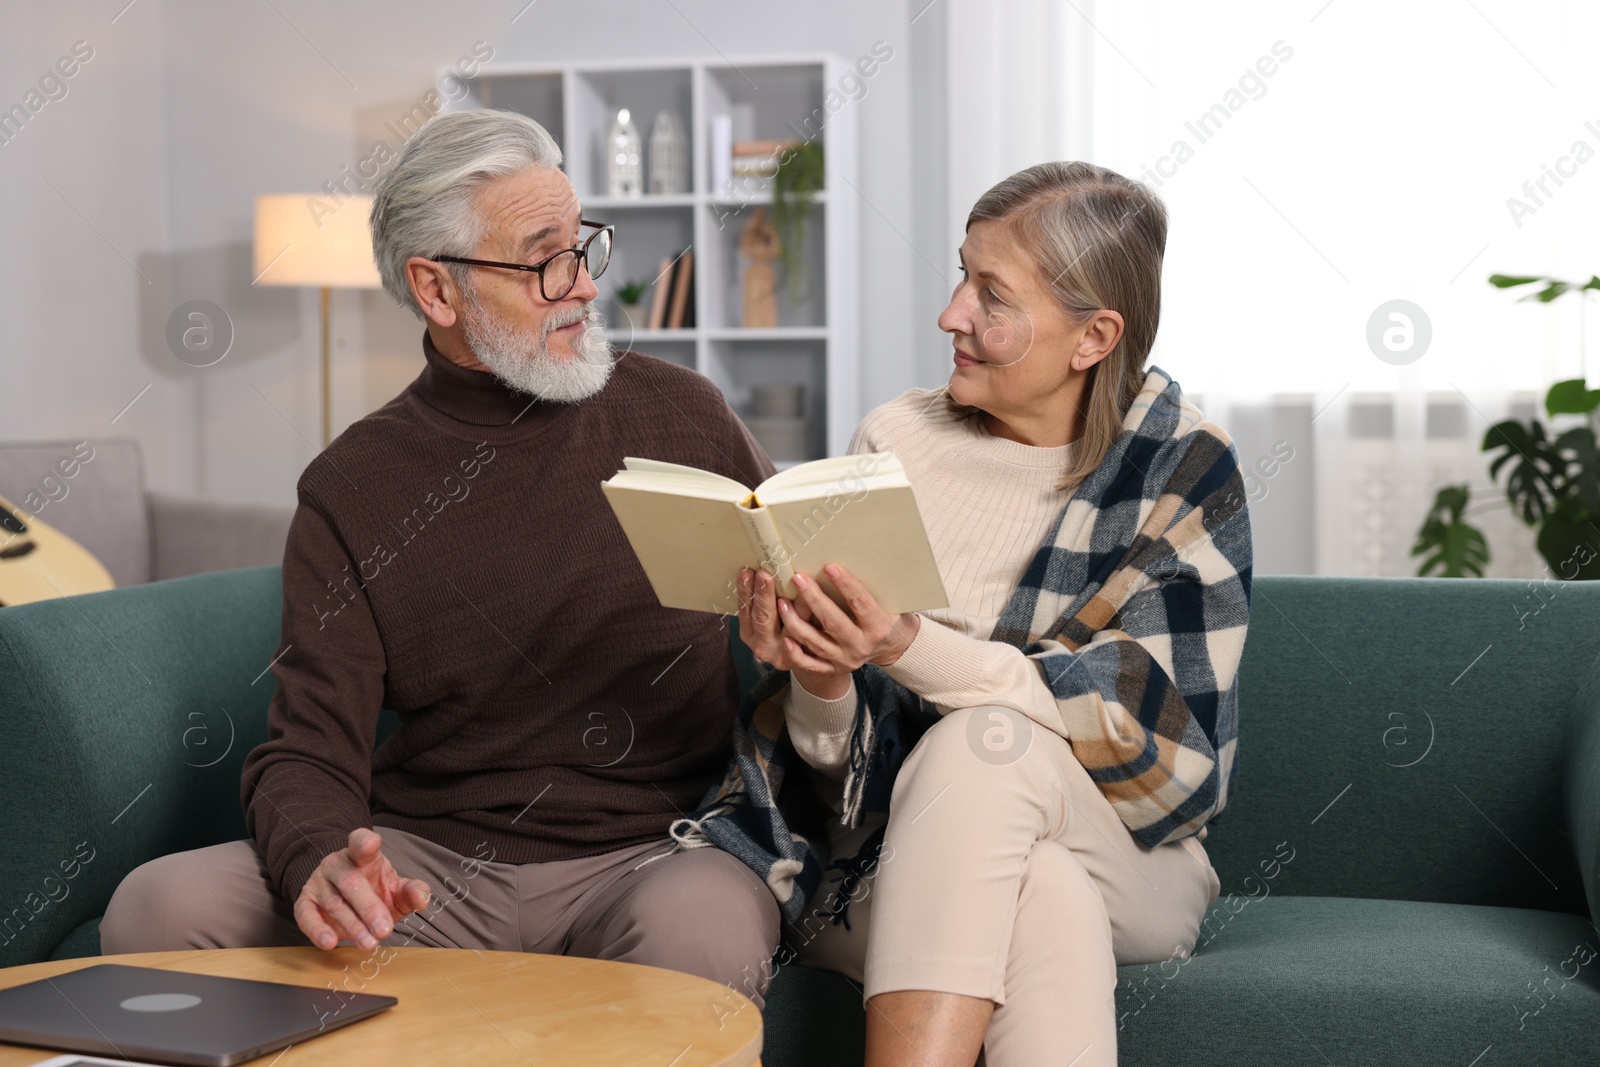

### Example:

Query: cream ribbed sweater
xmin=785 ymin=387 xmax=1081 ymax=780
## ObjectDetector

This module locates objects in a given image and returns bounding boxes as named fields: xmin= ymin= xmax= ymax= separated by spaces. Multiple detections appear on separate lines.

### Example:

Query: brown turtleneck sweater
xmin=239 ymin=333 xmax=775 ymax=905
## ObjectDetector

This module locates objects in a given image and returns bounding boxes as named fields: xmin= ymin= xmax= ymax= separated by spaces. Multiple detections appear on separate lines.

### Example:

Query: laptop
xmin=0 ymin=963 xmax=397 ymax=1066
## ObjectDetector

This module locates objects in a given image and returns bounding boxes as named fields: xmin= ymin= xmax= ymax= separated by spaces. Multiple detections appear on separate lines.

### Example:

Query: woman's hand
xmin=775 ymin=563 xmax=920 ymax=674
xmin=737 ymin=567 xmax=856 ymax=701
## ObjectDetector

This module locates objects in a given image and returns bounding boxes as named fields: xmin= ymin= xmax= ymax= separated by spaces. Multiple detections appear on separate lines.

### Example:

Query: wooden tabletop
xmin=0 ymin=947 xmax=762 ymax=1066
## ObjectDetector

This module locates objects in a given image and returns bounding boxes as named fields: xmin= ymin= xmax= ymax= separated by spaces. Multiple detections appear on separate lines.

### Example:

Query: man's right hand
xmin=294 ymin=827 xmax=432 ymax=951
xmin=738 ymin=567 xmax=853 ymax=700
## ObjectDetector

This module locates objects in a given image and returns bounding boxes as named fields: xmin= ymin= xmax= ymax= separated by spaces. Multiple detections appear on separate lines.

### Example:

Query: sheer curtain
xmin=942 ymin=0 xmax=1598 ymax=577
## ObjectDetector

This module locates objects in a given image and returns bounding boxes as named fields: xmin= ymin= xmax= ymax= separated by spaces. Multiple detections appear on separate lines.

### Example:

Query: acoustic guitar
xmin=0 ymin=493 xmax=116 ymax=606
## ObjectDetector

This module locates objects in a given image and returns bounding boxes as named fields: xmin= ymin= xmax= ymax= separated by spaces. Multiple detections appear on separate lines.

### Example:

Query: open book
xmin=601 ymin=451 xmax=949 ymax=616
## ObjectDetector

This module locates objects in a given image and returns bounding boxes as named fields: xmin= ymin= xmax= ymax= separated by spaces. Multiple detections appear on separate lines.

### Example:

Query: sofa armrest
xmin=0 ymin=567 xmax=283 ymax=965
xmin=147 ymin=492 xmax=293 ymax=582
xmin=1563 ymin=658 xmax=1600 ymax=935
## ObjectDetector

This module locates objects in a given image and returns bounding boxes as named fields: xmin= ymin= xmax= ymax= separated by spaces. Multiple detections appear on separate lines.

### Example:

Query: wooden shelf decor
xmin=452 ymin=55 xmax=859 ymax=462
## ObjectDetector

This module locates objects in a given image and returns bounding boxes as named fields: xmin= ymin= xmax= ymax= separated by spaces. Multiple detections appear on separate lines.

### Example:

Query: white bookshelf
xmin=450 ymin=55 xmax=860 ymax=462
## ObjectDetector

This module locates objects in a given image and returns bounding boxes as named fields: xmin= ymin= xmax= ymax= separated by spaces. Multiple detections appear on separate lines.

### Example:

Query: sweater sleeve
xmin=238 ymin=494 xmax=385 ymax=906
xmin=882 ymin=615 xmax=1068 ymax=736
xmin=782 ymin=673 xmax=858 ymax=779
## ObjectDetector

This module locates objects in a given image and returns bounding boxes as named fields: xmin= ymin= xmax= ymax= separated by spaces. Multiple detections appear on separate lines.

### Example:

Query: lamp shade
xmin=253 ymin=194 xmax=382 ymax=288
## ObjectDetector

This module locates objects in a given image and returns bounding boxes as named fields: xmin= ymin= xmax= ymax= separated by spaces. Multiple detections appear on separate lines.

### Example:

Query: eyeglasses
xmin=434 ymin=220 xmax=614 ymax=302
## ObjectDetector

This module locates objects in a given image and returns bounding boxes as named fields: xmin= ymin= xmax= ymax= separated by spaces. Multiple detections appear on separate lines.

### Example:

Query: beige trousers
xmin=790 ymin=704 xmax=1222 ymax=1066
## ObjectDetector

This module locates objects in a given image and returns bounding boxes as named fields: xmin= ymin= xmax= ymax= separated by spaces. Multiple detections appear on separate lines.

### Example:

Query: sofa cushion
xmin=47 ymin=917 xmax=102 ymax=962
xmin=762 ymin=896 xmax=1600 ymax=1067
xmin=762 ymin=964 xmax=867 ymax=1067
xmin=147 ymin=492 xmax=293 ymax=583
xmin=0 ymin=437 xmax=150 ymax=587
xmin=1211 ymin=577 xmax=1600 ymax=917
xmin=1115 ymin=895 xmax=1600 ymax=1066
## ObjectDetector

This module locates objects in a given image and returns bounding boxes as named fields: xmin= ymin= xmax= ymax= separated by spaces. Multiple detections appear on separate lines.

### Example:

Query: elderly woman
xmin=684 ymin=160 xmax=1251 ymax=1066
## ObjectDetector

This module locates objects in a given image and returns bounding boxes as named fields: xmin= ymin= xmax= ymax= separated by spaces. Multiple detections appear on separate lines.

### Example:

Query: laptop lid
xmin=0 ymin=963 xmax=396 ymax=1066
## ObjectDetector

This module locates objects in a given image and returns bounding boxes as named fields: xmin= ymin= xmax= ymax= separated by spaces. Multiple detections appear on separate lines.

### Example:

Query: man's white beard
xmin=461 ymin=286 xmax=615 ymax=403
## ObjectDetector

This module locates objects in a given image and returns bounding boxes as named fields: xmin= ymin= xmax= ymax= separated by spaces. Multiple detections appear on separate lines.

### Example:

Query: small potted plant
xmin=613 ymin=279 xmax=650 ymax=329
xmin=772 ymin=141 xmax=824 ymax=304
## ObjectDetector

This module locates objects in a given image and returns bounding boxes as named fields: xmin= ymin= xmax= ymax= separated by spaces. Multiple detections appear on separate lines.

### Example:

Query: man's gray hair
xmin=369 ymin=109 xmax=563 ymax=319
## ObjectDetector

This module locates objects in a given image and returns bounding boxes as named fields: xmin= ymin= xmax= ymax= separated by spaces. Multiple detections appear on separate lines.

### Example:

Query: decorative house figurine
xmin=607 ymin=108 xmax=642 ymax=198
xmin=648 ymin=111 xmax=688 ymax=195
xmin=739 ymin=207 xmax=781 ymax=329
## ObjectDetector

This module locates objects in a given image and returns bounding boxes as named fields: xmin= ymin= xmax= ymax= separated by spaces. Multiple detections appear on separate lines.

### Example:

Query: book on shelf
xmin=710 ymin=114 xmax=733 ymax=193
xmin=646 ymin=250 xmax=693 ymax=330
xmin=646 ymin=255 xmax=673 ymax=330
xmin=732 ymin=159 xmax=778 ymax=179
xmin=666 ymin=249 xmax=695 ymax=329
xmin=729 ymin=138 xmax=802 ymax=178
xmin=600 ymin=451 xmax=949 ymax=616
xmin=732 ymin=138 xmax=803 ymax=158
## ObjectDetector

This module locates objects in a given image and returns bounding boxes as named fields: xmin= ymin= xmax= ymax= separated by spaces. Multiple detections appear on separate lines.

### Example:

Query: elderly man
xmin=101 ymin=109 xmax=781 ymax=1002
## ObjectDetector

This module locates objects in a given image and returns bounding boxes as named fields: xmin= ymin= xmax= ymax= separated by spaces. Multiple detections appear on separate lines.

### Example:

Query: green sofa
xmin=3 ymin=565 xmax=1599 ymax=1065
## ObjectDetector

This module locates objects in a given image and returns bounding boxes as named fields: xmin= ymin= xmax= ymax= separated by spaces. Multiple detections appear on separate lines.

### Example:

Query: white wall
xmin=0 ymin=3 xmax=188 ymax=495
xmin=2 ymin=0 xmax=930 ymax=507
xmin=0 ymin=2 xmax=1330 ymax=575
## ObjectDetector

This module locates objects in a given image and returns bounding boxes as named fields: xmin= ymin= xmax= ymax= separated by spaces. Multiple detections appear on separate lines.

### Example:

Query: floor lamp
xmin=253 ymin=194 xmax=383 ymax=447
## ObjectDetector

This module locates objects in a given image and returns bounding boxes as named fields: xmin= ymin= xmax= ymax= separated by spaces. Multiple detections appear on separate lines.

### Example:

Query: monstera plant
xmin=1412 ymin=272 xmax=1600 ymax=579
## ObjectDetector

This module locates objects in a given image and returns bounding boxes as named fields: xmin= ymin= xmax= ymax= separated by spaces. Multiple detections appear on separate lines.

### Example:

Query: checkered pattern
xmin=669 ymin=366 xmax=1253 ymax=922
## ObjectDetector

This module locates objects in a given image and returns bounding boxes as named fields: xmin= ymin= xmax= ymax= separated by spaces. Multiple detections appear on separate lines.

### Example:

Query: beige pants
xmin=101 ymin=828 xmax=781 ymax=1007
xmin=790 ymin=704 xmax=1222 ymax=1066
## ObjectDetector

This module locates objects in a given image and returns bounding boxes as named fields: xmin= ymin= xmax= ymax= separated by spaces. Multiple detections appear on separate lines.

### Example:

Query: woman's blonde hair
xmin=948 ymin=161 xmax=1168 ymax=488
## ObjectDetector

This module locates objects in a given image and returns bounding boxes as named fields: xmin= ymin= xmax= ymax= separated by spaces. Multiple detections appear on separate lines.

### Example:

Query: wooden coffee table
xmin=0 ymin=947 xmax=762 ymax=1066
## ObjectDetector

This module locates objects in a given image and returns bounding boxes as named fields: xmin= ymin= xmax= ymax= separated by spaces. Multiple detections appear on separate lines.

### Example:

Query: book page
xmin=618 ymin=457 xmax=751 ymax=496
xmin=756 ymin=451 xmax=907 ymax=504
xmin=757 ymin=454 xmax=877 ymax=494
xmin=601 ymin=484 xmax=757 ymax=614
xmin=766 ymin=484 xmax=949 ymax=615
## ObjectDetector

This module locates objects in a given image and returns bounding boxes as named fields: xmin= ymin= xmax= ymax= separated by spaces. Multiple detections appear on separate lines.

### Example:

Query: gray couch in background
xmin=0 ymin=438 xmax=293 ymax=586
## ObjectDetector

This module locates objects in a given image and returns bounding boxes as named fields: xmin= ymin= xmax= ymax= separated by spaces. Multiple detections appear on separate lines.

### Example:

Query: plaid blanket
xmin=667 ymin=365 xmax=1253 ymax=923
